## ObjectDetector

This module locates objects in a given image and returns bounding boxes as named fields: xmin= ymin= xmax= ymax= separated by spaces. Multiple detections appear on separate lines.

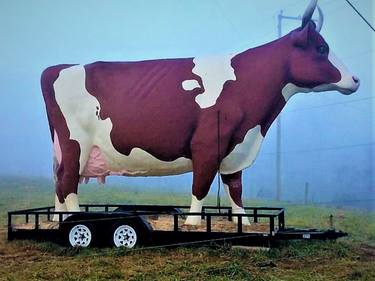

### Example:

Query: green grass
xmin=0 ymin=176 xmax=374 ymax=280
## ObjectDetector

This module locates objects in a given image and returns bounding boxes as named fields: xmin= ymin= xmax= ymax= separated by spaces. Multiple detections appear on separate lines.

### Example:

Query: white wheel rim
xmin=69 ymin=224 xmax=92 ymax=247
xmin=113 ymin=225 xmax=137 ymax=248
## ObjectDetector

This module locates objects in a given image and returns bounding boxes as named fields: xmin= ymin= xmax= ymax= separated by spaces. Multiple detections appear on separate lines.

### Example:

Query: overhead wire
xmin=282 ymin=96 xmax=375 ymax=113
xmin=345 ymin=0 xmax=375 ymax=32
xmin=311 ymin=198 xmax=375 ymax=205
xmin=262 ymin=142 xmax=374 ymax=156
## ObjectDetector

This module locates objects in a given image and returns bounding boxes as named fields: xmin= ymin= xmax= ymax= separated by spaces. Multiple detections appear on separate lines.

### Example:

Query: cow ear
xmin=291 ymin=21 xmax=314 ymax=48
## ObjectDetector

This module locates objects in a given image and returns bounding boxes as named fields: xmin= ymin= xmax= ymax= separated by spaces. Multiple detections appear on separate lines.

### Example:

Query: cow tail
xmin=41 ymin=64 xmax=75 ymax=182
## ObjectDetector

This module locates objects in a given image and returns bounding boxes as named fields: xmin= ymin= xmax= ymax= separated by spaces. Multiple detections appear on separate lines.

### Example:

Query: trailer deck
xmin=8 ymin=204 xmax=347 ymax=248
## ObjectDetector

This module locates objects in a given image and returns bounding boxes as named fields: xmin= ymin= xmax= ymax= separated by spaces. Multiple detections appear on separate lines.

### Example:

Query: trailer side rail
xmin=8 ymin=204 xmax=285 ymax=240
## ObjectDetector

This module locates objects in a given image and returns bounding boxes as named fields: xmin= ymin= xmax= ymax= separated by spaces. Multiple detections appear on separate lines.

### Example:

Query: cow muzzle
xmin=338 ymin=76 xmax=360 ymax=95
xmin=329 ymin=51 xmax=360 ymax=95
xmin=335 ymin=75 xmax=360 ymax=95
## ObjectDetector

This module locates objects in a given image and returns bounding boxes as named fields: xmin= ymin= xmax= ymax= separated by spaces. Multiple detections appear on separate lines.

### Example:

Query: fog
xmin=0 ymin=0 xmax=373 ymax=211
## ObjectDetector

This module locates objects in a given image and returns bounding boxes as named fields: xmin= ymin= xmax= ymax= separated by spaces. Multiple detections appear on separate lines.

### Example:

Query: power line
xmin=345 ymin=0 xmax=375 ymax=32
xmin=271 ymin=198 xmax=375 ymax=209
xmin=283 ymin=96 xmax=375 ymax=113
xmin=263 ymin=142 xmax=375 ymax=156
xmin=285 ymin=142 xmax=374 ymax=153
xmin=313 ymin=198 xmax=375 ymax=205
xmin=280 ymin=198 xmax=375 ymax=206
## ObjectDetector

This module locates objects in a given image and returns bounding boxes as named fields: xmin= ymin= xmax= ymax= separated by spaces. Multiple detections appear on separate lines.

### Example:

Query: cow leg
xmin=185 ymin=134 xmax=230 ymax=225
xmin=55 ymin=141 xmax=81 ymax=214
xmin=185 ymin=161 xmax=218 ymax=225
xmin=221 ymin=171 xmax=250 ymax=225
xmin=184 ymin=109 xmax=242 ymax=225
xmin=52 ymin=156 xmax=67 ymax=221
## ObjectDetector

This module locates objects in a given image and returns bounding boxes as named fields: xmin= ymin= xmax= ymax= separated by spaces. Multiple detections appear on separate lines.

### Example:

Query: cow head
xmin=286 ymin=0 xmax=360 ymax=96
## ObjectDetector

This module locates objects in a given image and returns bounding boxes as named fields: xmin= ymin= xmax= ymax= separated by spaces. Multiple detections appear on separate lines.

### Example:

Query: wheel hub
xmin=69 ymin=224 xmax=92 ymax=247
xmin=113 ymin=225 xmax=137 ymax=248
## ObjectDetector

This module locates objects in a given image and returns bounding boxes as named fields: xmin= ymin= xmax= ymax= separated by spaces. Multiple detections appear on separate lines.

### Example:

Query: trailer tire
xmin=111 ymin=223 xmax=139 ymax=248
xmin=65 ymin=223 xmax=95 ymax=248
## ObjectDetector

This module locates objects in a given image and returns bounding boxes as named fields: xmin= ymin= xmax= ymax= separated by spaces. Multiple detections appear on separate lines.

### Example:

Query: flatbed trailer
xmin=7 ymin=204 xmax=347 ymax=248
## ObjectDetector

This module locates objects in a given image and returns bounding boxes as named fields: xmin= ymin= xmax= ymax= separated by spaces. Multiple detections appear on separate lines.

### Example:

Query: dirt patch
xmin=147 ymin=215 xmax=271 ymax=233
xmin=359 ymin=244 xmax=375 ymax=261
xmin=12 ymin=221 xmax=59 ymax=230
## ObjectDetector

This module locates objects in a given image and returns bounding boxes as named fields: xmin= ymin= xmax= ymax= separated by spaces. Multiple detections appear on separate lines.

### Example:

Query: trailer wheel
xmin=67 ymin=224 xmax=93 ymax=247
xmin=112 ymin=224 xmax=138 ymax=248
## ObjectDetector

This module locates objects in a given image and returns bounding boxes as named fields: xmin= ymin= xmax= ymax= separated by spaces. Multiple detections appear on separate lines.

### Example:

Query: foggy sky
xmin=0 ymin=0 xmax=373 ymax=207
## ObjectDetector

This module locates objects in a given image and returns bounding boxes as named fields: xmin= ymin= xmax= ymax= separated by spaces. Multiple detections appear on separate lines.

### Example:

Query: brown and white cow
xmin=41 ymin=0 xmax=359 ymax=224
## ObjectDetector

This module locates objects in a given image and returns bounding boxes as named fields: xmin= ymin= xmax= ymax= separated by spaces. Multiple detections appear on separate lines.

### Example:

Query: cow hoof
xmin=52 ymin=215 xmax=60 ymax=222
xmin=52 ymin=214 xmax=71 ymax=222
xmin=233 ymin=216 xmax=251 ymax=225
xmin=184 ymin=215 xmax=201 ymax=225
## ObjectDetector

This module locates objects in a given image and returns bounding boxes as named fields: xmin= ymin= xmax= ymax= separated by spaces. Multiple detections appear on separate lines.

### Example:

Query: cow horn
xmin=301 ymin=0 xmax=317 ymax=28
xmin=316 ymin=5 xmax=324 ymax=32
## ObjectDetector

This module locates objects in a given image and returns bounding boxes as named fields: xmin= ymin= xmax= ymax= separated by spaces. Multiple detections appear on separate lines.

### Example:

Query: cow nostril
xmin=352 ymin=76 xmax=360 ymax=84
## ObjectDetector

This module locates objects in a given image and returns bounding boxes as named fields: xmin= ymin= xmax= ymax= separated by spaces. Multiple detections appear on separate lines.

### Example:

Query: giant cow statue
xmin=41 ymin=0 xmax=359 ymax=225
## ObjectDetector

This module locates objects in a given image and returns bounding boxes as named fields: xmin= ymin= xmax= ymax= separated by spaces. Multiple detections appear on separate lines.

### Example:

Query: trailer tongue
xmin=8 ymin=204 xmax=347 ymax=248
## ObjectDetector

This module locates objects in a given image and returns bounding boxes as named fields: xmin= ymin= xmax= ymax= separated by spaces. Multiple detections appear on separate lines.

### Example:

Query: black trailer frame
xmin=7 ymin=204 xmax=347 ymax=248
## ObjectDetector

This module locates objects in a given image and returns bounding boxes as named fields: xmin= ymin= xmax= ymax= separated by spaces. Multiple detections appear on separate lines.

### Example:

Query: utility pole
xmin=276 ymin=10 xmax=314 ymax=201
xmin=304 ymin=182 xmax=309 ymax=205
xmin=276 ymin=10 xmax=283 ymax=201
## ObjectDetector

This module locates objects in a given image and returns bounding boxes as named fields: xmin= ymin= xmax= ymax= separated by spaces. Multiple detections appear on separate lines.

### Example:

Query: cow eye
xmin=317 ymin=45 xmax=328 ymax=55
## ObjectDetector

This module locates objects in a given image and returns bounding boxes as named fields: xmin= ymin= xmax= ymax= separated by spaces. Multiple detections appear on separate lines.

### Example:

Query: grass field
xmin=0 ymin=176 xmax=374 ymax=280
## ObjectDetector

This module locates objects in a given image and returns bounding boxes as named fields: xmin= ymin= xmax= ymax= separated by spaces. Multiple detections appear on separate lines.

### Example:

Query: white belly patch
xmin=53 ymin=65 xmax=193 ymax=179
xmin=220 ymin=125 xmax=264 ymax=174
